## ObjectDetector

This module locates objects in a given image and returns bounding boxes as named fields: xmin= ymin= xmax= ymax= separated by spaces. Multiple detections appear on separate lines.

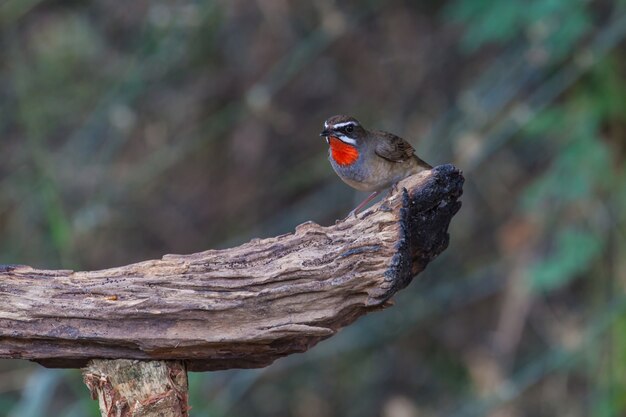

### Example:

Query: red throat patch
xmin=329 ymin=137 xmax=359 ymax=166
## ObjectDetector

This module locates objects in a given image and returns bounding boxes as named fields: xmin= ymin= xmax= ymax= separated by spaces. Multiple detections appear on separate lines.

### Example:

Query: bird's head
xmin=320 ymin=115 xmax=366 ymax=146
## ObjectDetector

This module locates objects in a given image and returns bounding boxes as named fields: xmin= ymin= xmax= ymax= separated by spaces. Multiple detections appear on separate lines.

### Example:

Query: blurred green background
xmin=1 ymin=0 xmax=625 ymax=416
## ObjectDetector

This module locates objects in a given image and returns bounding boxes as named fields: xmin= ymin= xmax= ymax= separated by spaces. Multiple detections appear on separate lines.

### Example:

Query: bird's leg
xmin=348 ymin=190 xmax=380 ymax=218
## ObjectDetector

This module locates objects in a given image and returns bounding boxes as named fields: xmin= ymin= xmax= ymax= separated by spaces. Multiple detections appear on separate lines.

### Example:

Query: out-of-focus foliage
xmin=446 ymin=0 xmax=593 ymax=57
xmin=1 ymin=0 xmax=625 ymax=416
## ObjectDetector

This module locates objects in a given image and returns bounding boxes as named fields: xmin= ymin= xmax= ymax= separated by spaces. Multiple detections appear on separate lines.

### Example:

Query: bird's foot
xmin=346 ymin=190 xmax=380 ymax=220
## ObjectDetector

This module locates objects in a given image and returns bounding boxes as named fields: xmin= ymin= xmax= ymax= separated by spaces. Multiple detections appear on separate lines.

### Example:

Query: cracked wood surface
xmin=0 ymin=164 xmax=463 ymax=371
xmin=84 ymin=360 xmax=189 ymax=417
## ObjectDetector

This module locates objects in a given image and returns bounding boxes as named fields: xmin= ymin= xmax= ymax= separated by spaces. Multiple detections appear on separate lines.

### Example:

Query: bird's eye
xmin=345 ymin=125 xmax=354 ymax=133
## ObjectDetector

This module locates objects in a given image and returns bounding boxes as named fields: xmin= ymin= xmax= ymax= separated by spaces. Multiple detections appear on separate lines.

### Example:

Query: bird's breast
xmin=328 ymin=137 xmax=359 ymax=166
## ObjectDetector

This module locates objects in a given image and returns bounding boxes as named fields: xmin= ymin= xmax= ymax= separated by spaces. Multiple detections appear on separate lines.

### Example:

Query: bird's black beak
xmin=320 ymin=129 xmax=330 ymax=137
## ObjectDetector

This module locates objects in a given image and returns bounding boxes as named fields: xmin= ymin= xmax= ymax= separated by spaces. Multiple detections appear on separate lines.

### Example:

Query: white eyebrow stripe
xmin=335 ymin=134 xmax=357 ymax=145
xmin=324 ymin=121 xmax=329 ymax=128
xmin=333 ymin=121 xmax=358 ymax=128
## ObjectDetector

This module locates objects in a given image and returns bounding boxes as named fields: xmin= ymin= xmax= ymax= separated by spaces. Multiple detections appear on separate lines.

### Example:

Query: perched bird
xmin=320 ymin=115 xmax=432 ymax=217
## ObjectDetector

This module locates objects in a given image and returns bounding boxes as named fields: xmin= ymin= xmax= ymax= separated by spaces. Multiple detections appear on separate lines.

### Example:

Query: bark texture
xmin=0 ymin=164 xmax=463 ymax=371
xmin=83 ymin=359 xmax=189 ymax=417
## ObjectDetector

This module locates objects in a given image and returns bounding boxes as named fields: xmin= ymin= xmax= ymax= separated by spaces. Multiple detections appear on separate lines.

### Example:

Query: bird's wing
xmin=373 ymin=130 xmax=416 ymax=162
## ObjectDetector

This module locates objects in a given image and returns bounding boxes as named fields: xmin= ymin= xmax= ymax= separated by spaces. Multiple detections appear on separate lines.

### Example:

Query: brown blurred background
xmin=1 ymin=0 xmax=625 ymax=416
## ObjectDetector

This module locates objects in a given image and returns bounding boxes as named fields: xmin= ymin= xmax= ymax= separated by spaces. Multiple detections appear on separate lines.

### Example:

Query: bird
xmin=320 ymin=115 xmax=432 ymax=217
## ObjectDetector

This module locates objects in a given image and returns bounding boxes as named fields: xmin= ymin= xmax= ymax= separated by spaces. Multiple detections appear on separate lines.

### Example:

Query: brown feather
xmin=373 ymin=130 xmax=416 ymax=162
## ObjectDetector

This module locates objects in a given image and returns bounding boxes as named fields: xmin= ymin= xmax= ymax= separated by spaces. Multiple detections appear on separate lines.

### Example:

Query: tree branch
xmin=0 ymin=164 xmax=463 ymax=371
xmin=83 ymin=360 xmax=189 ymax=417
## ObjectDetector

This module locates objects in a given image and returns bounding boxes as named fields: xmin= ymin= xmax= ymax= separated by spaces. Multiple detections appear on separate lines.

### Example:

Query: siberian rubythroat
xmin=320 ymin=115 xmax=432 ymax=217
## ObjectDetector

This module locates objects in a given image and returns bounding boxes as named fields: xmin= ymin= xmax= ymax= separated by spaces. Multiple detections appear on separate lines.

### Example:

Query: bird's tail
xmin=413 ymin=154 xmax=433 ymax=170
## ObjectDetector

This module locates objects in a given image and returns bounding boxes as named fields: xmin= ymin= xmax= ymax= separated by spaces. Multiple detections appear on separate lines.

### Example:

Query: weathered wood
xmin=0 ymin=164 xmax=463 ymax=371
xmin=83 ymin=359 xmax=189 ymax=417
